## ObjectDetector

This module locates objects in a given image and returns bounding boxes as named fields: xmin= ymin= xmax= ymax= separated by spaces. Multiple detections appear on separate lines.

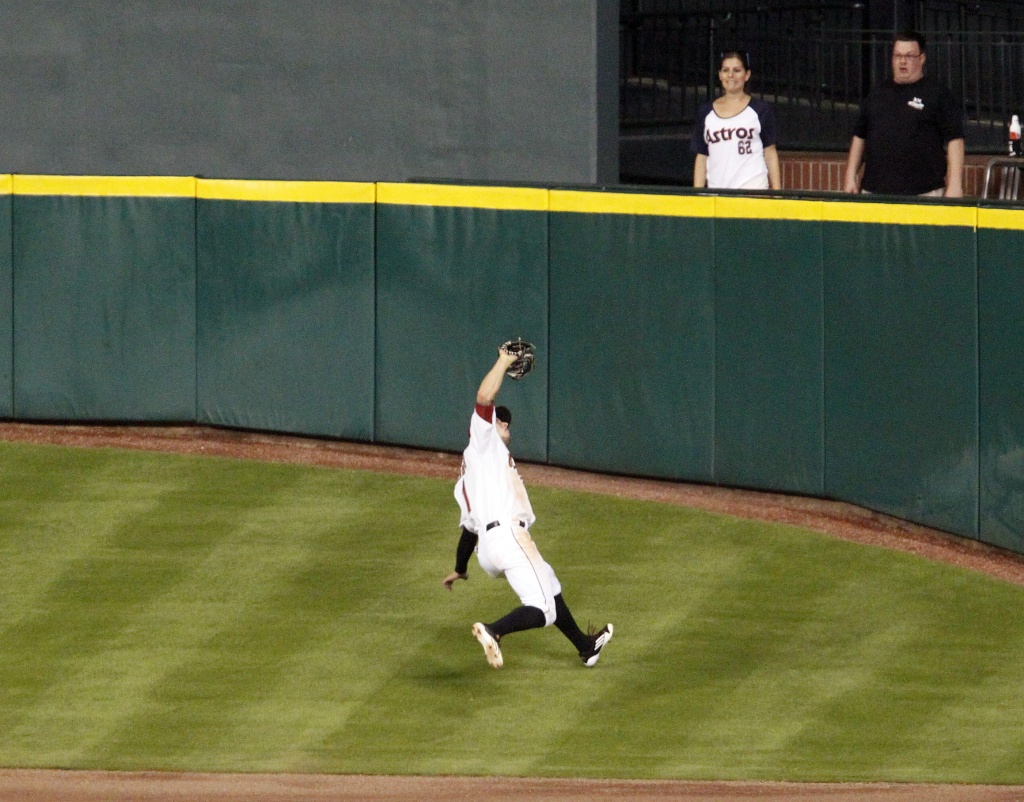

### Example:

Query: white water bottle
xmin=1010 ymin=114 xmax=1021 ymax=156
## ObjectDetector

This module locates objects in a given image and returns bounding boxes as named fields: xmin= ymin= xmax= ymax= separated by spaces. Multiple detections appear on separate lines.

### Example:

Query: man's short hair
xmin=495 ymin=406 xmax=512 ymax=425
xmin=893 ymin=30 xmax=926 ymax=53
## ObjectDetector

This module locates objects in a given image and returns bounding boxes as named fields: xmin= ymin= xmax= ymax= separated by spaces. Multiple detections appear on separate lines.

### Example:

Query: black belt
xmin=486 ymin=519 xmax=527 ymax=531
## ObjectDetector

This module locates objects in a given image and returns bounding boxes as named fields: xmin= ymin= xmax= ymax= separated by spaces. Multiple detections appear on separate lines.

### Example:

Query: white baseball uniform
xmin=455 ymin=403 xmax=561 ymax=625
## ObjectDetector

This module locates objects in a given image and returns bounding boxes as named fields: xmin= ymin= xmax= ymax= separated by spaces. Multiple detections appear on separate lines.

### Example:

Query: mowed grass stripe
xmin=0 ymin=448 xmax=185 ymax=638
xmin=0 ymin=446 xmax=444 ymax=769
xmin=527 ymin=502 xmax=1024 ymax=783
xmin=785 ymin=576 xmax=1024 ymax=783
xmin=0 ymin=441 xmax=1022 ymax=782
xmin=0 ymin=452 xmax=310 ymax=764
xmin=92 ymin=471 xmax=455 ymax=772
xmin=533 ymin=494 xmax=754 ymax=779
xmin=0 ymin=449 xmax=235 ymax=750
xmin=65 ymin=467 xmax=341 ymax=768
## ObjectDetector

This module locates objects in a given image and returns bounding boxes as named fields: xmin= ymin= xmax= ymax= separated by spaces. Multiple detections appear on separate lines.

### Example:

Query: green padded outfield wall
xmin=547 ymin=188 xmax=980 ymax=542
xmin=713 ymin=196 xmax=824 ymax=496
xmin=12 ymin=176 xmax=196 ymax=421
xmin=978 ymin=206 xmax=1024 ymax=553
xmin=10 ymin=173 xmax=1024 ymax=555
xmin=549 ymin=190 xmax=716 ymax=481
xmin=0 ymin=176 xmax=11 ymax=416
xmin=822 ymin=201 xmax=979 ymax=539
xmin=195 ymin=180 xmax=376 ymax=439
xmin=374 ymin=184 xmax=549 ymax=461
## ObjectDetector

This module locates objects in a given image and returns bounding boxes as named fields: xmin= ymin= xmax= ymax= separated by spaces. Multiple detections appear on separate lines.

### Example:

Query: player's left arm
xmin=443 ymin=527 xmax=479 ymax=590
xmin=944 ymin=137 xmax=965 ymax=198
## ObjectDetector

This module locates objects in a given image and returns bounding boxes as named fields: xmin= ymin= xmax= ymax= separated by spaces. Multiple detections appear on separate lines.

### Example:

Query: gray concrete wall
xmin=0 ymin=0 xmax=618 ymax=184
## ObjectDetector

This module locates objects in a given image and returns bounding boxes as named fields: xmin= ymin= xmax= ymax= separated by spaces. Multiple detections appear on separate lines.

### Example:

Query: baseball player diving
xmin=442 ymin=342 xmax=613 ymax=669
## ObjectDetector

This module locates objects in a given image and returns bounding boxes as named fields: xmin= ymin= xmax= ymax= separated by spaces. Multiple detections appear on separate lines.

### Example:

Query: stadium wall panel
xmin=548 ymin=190 xmax=716 ymax=481
xmin=195 ymin=180 xmax=376 ymax=440
xmin=713 ymin=197 xmax=825 ymax=496
xmin=11 ymin=176 xmax=196 ymax=421
xmin=374 ymin=183 xmax=549 ymax=461
xmin=821 ymin=202 xmax=979 ymax=539
xmin=978 ymin=206 xmax=1024 ymax=554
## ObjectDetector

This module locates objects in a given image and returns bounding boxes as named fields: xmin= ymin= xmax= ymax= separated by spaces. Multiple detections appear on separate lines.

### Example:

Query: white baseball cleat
xmin=581 ymin=623 xmax=613 ymax=667
xmin=472 ymin=622 xmax=503 ymax=668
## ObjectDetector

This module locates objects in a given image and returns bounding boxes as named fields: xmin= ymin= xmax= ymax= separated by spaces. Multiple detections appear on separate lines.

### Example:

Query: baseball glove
xmin=501 ymin=338 xmax=535 ymax=380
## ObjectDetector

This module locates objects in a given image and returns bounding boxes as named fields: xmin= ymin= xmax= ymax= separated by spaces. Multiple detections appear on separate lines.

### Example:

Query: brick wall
xmin=778 ymin=151 xmax=991 ymax=197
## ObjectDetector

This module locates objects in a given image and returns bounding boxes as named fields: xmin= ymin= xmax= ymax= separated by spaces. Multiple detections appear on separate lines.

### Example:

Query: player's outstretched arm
xmin=443 ymin=527 xmax=478 ymax=590
xmin=476 ymin=347 xmax=518 ymax=405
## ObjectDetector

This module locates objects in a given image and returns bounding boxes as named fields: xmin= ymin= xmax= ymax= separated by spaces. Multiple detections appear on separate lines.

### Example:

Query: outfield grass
xmin=0 ymin=441 xmax=1022 ymax=782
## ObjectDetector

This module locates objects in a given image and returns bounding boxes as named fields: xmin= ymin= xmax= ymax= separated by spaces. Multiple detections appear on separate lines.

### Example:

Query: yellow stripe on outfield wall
xmin=822 ymin=199 xmax=977 ymax=227
xmin=14 ymin=175 xmax=196 ymax=197
xmin=0 ymin=175 xmax=11 ymax=194
xmin=978 ymin=206 xmax=1024 ymax=231
xmin=198 ymin=179 xmax=375 ymax=204
xmin=715 ymin=195 xmax=823 ymax=221
xmin=550 ymin=189 xmax=714 ymax=217
xmin=377 ymin=183 xmax=548 ymax=211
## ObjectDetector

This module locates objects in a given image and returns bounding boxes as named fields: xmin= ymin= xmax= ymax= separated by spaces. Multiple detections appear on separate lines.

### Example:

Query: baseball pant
xmin=476 ymin=523 xmax=561 ymax=625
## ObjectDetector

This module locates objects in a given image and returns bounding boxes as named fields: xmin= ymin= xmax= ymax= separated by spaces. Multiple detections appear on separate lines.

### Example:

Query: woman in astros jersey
xmin=691 ymin=51 xmax=782 ymax=190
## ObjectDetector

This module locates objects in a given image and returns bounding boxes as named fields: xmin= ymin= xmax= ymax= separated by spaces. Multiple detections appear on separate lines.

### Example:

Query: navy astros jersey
xmin=691 ymin=98 xmax=777 ymax=189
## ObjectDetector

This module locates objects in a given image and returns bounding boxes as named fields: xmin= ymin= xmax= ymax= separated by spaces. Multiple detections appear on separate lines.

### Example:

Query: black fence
xmin=621 ymin=0 xmax=1024 ymax=152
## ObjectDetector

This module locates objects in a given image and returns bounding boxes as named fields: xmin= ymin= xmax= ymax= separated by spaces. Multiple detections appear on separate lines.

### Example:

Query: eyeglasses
xmin=892 ymin=52 xmax=923 ymax=61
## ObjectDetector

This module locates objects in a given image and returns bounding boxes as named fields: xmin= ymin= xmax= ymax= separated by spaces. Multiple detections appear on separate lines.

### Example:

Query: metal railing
xmin=621 ymin=1 xmax=1024 ymax=152
xmin=982 ymin=157 xmax=1024 ymax=200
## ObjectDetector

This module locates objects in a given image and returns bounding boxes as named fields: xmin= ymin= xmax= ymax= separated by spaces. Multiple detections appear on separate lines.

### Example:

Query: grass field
xmin=0 ymin=440 xmax=1022 ymax=783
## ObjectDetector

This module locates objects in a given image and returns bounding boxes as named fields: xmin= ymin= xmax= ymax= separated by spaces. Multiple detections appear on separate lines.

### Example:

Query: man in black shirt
xmin=843 ymin=31 xmax=965 ymax=197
